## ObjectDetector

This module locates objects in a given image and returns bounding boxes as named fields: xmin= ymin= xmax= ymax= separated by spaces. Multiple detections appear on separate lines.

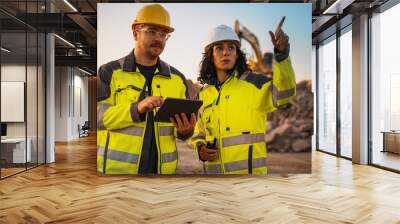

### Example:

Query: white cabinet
xmin=1 ymin=138 xmax=32 ymax=163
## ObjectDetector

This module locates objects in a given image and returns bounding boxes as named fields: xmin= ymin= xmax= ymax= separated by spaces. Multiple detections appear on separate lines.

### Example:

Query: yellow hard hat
xmin=132 ymin=4 xmax=174 ymax=33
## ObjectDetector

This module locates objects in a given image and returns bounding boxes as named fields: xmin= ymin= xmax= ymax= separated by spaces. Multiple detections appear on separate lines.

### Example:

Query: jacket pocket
xmin=115 ymin=84 xmax=142 ymax=105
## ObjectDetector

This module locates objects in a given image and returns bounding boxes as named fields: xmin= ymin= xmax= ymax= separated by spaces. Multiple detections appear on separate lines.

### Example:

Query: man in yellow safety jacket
xmin=191 ymin=17 xmax=296 ymax=174
xmin=97 ymin=4 xmax=196 ymax=174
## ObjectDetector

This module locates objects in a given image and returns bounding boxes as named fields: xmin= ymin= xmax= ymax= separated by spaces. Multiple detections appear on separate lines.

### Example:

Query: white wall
xmin=1 ymin=65 xmax=26 ymax=141
xmin=1 ymin=64 xmax=45 ymax=164
xmin=72 ymin=73 xmax=89 ymax=138
xmin=55 ymin=67 xmax=68 ymax=141
xmin=54 ymin=67 xmax=89 ymax=141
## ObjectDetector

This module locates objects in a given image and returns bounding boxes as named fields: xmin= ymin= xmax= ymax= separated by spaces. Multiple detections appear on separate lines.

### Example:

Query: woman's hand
xmin=268 ymin=16 xmax=289 ymax=53
xmin=198 ymin=145 xmax=218 ymax=161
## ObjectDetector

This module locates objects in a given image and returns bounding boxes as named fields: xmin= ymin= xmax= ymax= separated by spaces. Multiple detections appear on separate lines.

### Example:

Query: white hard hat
xmin=205 ymin=24 xmax=240 ymax=49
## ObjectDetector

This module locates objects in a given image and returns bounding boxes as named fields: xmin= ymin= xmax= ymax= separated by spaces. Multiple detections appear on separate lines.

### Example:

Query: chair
xmin=79 ymin=121 xmax=90 ymax=138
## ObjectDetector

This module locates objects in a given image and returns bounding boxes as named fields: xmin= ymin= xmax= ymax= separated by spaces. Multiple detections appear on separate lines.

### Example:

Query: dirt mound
xmin=266 ymin=80 xmax=313 ymax=152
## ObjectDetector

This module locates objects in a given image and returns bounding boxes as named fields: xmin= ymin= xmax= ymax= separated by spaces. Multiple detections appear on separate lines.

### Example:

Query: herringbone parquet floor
xmin=0 ymin=135 xmax=399 ymax=223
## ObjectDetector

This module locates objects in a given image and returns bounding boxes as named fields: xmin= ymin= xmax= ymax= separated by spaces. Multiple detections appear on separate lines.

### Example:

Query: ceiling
xmin=0 ymin=0 xmax=393 ymax=74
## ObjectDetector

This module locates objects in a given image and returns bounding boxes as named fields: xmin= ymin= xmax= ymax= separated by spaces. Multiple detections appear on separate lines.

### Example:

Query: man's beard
xmin=147 ymin=42 xmax=164 ymax=58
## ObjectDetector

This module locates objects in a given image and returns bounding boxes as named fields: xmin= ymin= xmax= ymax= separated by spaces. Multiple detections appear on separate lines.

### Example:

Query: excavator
xmin=234 ymin=20 xmax=274 ymax=78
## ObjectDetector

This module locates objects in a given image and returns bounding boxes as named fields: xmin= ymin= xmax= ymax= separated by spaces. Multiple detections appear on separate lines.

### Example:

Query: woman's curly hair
xmin=198 ymin=43 xmax=249 ymax=85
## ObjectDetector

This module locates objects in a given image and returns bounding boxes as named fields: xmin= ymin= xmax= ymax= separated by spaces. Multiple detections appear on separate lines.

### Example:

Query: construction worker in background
xmin=97 ymin=4 xmax=195 ymax=174
xmin=191 ymin=17 xmax=296 ymax=174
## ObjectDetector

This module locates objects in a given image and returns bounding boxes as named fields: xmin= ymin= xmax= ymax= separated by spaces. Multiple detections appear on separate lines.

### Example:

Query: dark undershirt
xmin=137 ymin=63 xmax=158 ymax=174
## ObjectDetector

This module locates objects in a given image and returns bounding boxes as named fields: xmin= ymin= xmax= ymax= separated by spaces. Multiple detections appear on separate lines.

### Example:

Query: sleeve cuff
xmin=274 ymin=44 xmax=290 ymax=62
xmin=130 ymin=102 xmax=146 ymax=122
xmin=177 ymin=129 xmax=194 ymax=141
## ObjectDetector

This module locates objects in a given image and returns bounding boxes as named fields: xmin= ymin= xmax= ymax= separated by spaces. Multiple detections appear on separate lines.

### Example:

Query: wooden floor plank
xmin=0 ymin=135 xmax=399 ymax=223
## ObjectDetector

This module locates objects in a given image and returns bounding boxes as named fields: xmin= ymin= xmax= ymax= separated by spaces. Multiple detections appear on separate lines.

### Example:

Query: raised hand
xmin=268 ymin=16 xmax=289 ymax=53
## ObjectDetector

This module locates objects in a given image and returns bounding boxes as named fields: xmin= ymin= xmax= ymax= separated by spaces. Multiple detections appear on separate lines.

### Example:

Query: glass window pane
xmin=1 ymin=31 xmax=27 ymax=177
xmin=312 ymin=45 xmax=317 ymax=151
xmin=27 ymin=31 xmax=38 ymax=169
xmin=1 ymin=1 xmax=46 ymax=179
xmin=340 ymin=28 xmax=352 ymax=158
xmin=38 ymin=32 xmax=46 ymax=165
xmin=318 ymin=35 xmax=337 ymax=154
xmin=371 ymin=3 xmax=400 ymax=171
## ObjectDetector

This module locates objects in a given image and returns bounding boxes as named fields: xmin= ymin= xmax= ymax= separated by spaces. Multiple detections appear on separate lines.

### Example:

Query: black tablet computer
xmin=154 ymin=98 xmax=203 ymax=122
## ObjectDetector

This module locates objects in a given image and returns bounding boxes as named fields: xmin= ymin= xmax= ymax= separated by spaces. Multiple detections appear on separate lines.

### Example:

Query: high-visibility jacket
xmin=97 ymin=51 xmax=189 ymax=174
xmin=190 ymin=56 xmax=296 ymax=174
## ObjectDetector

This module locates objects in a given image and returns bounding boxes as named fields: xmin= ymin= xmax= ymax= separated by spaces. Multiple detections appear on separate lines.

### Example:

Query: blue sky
xmin=98 ymin=3 xmax=311 ymax=81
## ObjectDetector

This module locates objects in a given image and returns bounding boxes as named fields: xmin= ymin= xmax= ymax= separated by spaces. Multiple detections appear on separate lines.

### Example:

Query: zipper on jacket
xmin=215 ymin=84 xmax=223 ymax=171
xmin=248 ymin=145 xmax=253 ymax=174
xmin=216 ymin=91 xmax=222 ymax=105
xmin=103 ymin=131 xmax=110 ymax=174
xmin=215 ymin=78 xmax=224 ymax=105
xmin=147 ymin=80 xmax=162 ymax=174
xmin=215 ymin=76 xmax=233 ymax=172
xmin=154 ymin=80 xmax=163 ymax=173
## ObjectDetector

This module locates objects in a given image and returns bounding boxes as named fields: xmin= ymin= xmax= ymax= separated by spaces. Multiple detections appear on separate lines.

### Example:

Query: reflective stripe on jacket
xmin=191 ymin=56 xmax=296 ymax=174
xmin=97 ymin=50 xmax=189 ymax=174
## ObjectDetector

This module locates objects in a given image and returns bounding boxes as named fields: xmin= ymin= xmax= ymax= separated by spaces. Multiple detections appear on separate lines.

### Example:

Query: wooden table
xmin=381 ymin=131 xmax=400 ymax=154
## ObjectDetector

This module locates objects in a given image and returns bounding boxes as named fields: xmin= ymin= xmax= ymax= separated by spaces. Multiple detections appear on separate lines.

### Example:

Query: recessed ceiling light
xmin=63 ymin=0 xmax=78 ymax=12
xmin=1 ymin=47 xmax=11 ymax=53
xmin=323 ymin=0 xmax=351 ymax=15
xmin=78 ymin=67 xmax=93 ymax=76
xmin=54 ymin=34 xmax=75 ymax=48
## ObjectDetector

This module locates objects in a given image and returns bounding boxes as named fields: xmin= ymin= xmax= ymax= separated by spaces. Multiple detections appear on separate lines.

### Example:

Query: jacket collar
xmin=121 ymin=49 xmax=171 ymax=77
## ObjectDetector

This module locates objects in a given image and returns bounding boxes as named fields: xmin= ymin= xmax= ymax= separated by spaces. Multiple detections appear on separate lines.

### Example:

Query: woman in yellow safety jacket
xmin=190 ymin=18 xmax=296 ymax=174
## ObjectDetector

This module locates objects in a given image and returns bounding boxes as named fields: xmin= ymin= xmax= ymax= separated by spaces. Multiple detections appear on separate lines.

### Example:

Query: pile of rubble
xmin=265 ymin=80 xmax=314 ymax=153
